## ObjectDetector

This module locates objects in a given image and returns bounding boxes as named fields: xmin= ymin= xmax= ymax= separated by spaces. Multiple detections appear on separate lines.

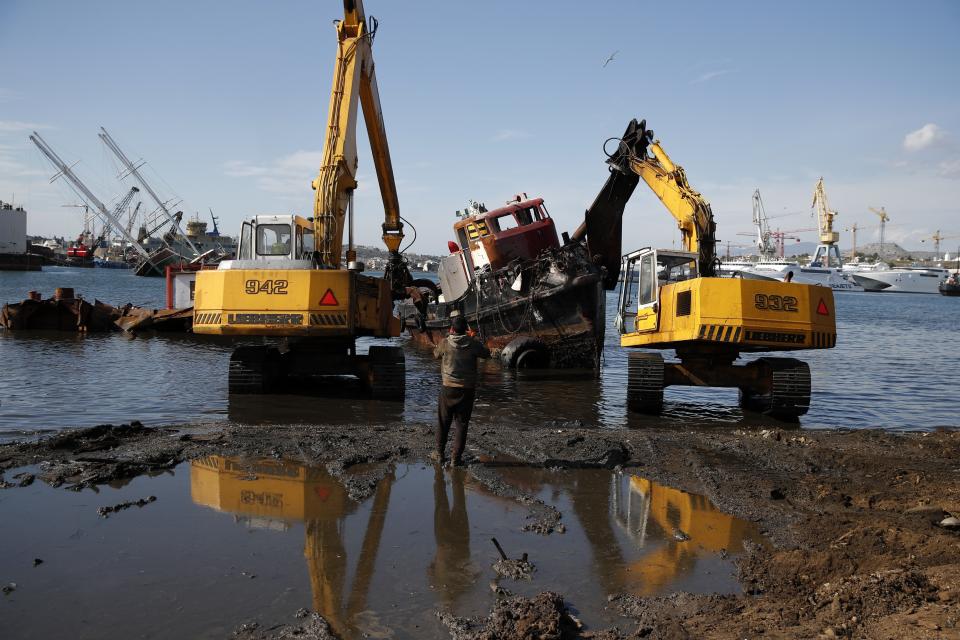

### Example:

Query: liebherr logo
xmin=745 ymin=331 xmax=805 ymax=344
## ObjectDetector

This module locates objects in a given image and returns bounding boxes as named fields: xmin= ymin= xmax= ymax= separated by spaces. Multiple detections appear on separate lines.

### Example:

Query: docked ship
xmin=398 ymin=196 xmax=605 ymax=369
xmin=851 ymin=266 xmax=949 ymax=293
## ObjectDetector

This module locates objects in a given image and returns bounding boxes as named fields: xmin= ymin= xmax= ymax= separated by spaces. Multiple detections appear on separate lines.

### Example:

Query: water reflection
xmin=490 ymin=468 xmax=765 ymax=596
xmin=190 ymin=456 xmax=392 ymax=636
xmin=429 ymin=466 xmax=476 ymax=608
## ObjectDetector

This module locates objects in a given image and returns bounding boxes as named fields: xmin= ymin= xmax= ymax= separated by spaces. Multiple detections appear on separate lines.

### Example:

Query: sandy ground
xmin=2 ymin=420 xmax=958 ymax=639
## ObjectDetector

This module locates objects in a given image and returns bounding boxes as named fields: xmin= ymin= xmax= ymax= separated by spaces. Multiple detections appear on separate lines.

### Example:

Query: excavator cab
xmin=232 ymin=215 xmax=315 ymax=265
xmin=617 ymin=249 xmax=697 ymax=334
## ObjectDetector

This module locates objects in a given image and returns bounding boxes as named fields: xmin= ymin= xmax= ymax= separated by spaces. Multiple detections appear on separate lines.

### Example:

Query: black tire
xmin=627 ymin=351 xmax=665 ymax=414
xmin=739 ymin=357 xmax=811 ymax=419
xmin=367 ymin=345 xmax=405 ymax=400
xmin=500 ymin=336 xmax=550 ymax=369
xmin=410 ymin=278 xmax=440 ymax=303
xmin=228 ymin=346 xmax=283 ymax=395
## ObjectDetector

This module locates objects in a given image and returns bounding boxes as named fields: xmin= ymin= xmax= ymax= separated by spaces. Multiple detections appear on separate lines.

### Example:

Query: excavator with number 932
xmin=577 ymin=118 xmax=837 ymax=418
xmin=191 ymin=0 xmax=412 ymax=398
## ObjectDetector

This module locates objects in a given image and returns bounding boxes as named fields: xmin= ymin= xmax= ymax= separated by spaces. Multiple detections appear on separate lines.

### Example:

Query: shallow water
xmin=1 ymin=266 xmax=958 ymax=436
xmin=0 ymin=459 xmax=762 ymax=639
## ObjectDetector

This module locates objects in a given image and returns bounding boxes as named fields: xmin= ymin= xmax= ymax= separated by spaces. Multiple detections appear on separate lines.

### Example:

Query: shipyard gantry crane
xmin=811 ymin=178 xmax=842 ymax=267
xmin=192 ymin=0 xmax=410 ymax=398
xmin=581 ymin=119 xmax=836 ymax=418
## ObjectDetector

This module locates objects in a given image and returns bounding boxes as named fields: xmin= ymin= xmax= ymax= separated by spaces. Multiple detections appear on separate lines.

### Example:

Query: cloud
xmin=224 ymin=150 xmax=323 ymax=196
xmin=0 ymin=88 xmax=21 ymax=103
xmin=492 ymin=129 xmax=531 ymax=142
xmin=939 ymin=158 xmax=960 ymax=179
xmin=691 ymin=69 xmax=736 ymax=84
xmin=903 ymin=123 xmax=948 ymax=152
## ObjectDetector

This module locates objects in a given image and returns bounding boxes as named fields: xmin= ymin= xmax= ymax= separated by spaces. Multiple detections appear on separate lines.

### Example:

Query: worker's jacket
xmin=433 ymin=333 xmax=491 ymax=389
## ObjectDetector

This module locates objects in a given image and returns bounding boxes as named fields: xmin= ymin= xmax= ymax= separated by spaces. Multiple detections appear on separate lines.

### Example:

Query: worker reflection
xmin=428 ymin=464 xmax=475 ymax=607
xmin=784 ymin=270 xmax=794 ymax=283
xmin=433 ymin=314 xmax=490 ymax=466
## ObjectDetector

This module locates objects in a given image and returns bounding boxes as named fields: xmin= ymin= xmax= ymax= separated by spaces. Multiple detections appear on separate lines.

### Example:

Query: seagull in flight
xmin=603 ymin=50 xmax=619 ymax=68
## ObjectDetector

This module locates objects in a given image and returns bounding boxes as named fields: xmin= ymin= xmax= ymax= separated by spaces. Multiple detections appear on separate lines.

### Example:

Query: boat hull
xmin=400 ymin=245 xmax=605 ymax=369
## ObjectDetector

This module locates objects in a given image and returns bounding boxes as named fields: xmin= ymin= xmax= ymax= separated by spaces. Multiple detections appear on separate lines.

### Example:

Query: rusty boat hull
xmin=399 ymin=244 xmax=605 ymax=369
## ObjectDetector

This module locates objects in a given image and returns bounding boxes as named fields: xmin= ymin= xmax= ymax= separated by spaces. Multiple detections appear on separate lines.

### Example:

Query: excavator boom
xmin=313 ymin=0 xmax=405 ymax=268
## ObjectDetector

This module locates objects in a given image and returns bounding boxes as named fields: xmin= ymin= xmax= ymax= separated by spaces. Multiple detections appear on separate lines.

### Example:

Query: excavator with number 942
xmin=191 ymin=0 xmax=412 ymax=398
xmin=578 ymin=118 xmax=837 ymax=419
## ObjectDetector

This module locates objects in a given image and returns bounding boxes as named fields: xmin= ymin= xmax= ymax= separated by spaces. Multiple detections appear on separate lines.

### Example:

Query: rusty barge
xmin=398 ymin=196 xmax=605 ymax=369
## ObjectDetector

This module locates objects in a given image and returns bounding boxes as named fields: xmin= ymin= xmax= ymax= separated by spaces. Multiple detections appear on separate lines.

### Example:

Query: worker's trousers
xmin=437 ymin=385 xmax=475 ymax=462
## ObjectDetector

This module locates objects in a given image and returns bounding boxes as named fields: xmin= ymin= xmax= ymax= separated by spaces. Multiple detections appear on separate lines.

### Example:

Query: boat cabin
xmin=222 ymin=214 xmax=315 ymax=269
xmin=450 ymin=196 xmax=559 ymax=273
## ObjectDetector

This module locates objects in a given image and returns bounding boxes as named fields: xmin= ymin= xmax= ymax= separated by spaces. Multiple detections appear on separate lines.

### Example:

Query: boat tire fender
xmin=501 ymin=336 xmax=550 ymax=369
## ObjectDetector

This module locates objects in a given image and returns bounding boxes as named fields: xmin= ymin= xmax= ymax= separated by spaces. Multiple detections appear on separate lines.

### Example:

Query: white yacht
xmin=716 ymin=258 xmax=756 ymax=277
xmin=739 ymin=258 xmax=862 ymax=291
xmin=851 ymin=267 xmax=948 ymax=293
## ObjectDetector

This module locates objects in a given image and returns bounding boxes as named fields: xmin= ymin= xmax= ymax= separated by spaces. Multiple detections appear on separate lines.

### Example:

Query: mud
xmin=2 ymin=420 xmax=959 ymax=638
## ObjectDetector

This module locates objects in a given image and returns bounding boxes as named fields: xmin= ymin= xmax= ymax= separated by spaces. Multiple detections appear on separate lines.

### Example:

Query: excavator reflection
xmin=189 ymin=456 xmax=474 ymax=637
xmin=490 ymin=469 xmax=764 ymax=596
xmin=190 ymin=456 xmax=394 ymax=637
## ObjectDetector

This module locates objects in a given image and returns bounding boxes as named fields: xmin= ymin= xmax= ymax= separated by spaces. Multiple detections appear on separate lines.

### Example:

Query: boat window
xmin=457 ymin=227 xmax=470 ymax=250
xmin=491 ymin=214 xmax=520 ymax=233
xmin=238 ymin=222 xmax=253 ymax=260
xmin=256 ymin=224 xmax=292 ymax=256
xmin=515 ymin=207 xmax=534 ymax=226
xmin=539 ymin=204 xmax=549 ymax=219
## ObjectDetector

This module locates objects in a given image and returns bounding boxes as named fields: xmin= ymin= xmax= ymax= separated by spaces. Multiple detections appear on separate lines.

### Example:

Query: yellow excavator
xmin=580 ymin=119 xmax=837 ymax=418
xmin=192 ymin=0 xmax=411 ymax=398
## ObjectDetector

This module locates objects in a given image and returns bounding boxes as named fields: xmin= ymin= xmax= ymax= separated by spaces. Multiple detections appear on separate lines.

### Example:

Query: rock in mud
xmin=97 ymin=495 xmax=157 ymax=518
xmin=232 ymin=610 xmax=338 ymax=639
xmin=493 ymin=557 xmax=536 ymax=581
xmin=939 ymin=516 xmax=960 ymax=530
xmin=2 ymin=582 xmax=16 ymax=595
xmin=439 ymin=591 xmax=582 ymax=639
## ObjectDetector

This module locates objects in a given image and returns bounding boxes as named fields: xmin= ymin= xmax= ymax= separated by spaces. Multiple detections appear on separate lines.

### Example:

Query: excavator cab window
xmin=617 ymin=249 xmax=698 ymax=334
xmin=256 ymin=224 xmax=292 ymax=257
xmin=238 ymin=222 xmax=253 ymax=260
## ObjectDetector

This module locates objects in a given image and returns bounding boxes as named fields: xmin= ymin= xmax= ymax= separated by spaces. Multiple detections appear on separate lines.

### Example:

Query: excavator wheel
xmin=367 ymin=345 xmax=406 ymax=400
xmin=228 ymin=346 xmax=283 ymax=395
xmin=739 ymin=357 xmax=811 ymax=419
xmin=626 ymin=351 xmax=665 ymax=414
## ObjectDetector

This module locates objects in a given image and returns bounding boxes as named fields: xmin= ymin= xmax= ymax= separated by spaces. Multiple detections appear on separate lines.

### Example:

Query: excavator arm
xmin=313 ymin=0 xmax=409 ymax=292
xmin=575 ymin=118 xmax=718 ymax=285
xmin=628 ymin=139 xmax=718 ymax=277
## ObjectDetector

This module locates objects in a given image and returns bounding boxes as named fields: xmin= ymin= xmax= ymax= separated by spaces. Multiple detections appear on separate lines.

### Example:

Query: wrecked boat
xmin=398 ymin=196 xmax=605 ymax=369
xmin=0 ymin=288 xmax=193 ymax=333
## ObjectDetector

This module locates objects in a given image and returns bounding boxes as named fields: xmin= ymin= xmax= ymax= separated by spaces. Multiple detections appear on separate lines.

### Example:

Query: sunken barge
xmin=398 ymin=197 xmax=605 ymax=369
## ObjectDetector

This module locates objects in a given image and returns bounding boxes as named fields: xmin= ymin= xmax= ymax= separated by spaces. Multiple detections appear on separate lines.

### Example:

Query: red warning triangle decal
xmin=816 ymin=299 xmax=829 ymax=316
xmin=319 ymin=288 xmax=339 ymax=306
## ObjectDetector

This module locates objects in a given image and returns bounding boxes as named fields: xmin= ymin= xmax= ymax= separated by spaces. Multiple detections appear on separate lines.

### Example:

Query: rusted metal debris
xmin=1 ymin=288 xmax=192 ymax=333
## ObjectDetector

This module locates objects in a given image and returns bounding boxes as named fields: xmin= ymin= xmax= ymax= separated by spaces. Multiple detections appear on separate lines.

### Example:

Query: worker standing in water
xmin=432 ymin=314 xmax=490 ymax=466
xmin=784 ymin=270 xmax=794 ymax=283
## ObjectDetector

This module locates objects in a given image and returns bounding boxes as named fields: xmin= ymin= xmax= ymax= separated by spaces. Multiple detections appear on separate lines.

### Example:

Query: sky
xmin=1 ymin=0 xmax=959 ymax=256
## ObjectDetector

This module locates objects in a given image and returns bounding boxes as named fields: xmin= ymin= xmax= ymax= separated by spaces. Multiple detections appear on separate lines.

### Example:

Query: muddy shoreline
xmin=2 ymin=420 xmax=958 ymax=638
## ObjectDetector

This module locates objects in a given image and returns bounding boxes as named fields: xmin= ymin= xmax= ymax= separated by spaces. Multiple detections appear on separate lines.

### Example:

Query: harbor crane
xmin=99 ymin=127 xmax=199 ymax=256
xmin=29 ymin=131 xmax=156 ymax=270
xmin=193 ymin=0 xmax=411 ymax=398
xmin=921 ymin=230 xmax=960 ymax=260
xmin=868 ymin=206 xmax=890 ymax=257
xmin=811 ymin=178 xmax=841 ymax=267
xmin=750 ymin=189 xmax=775 ymax=258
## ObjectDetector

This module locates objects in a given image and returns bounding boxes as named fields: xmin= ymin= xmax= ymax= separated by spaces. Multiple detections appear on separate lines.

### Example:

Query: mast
xmin=98 ymin=127 xmax=200 ymax=256
xmin=29 ymin=132 xmax=154 ymax=263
